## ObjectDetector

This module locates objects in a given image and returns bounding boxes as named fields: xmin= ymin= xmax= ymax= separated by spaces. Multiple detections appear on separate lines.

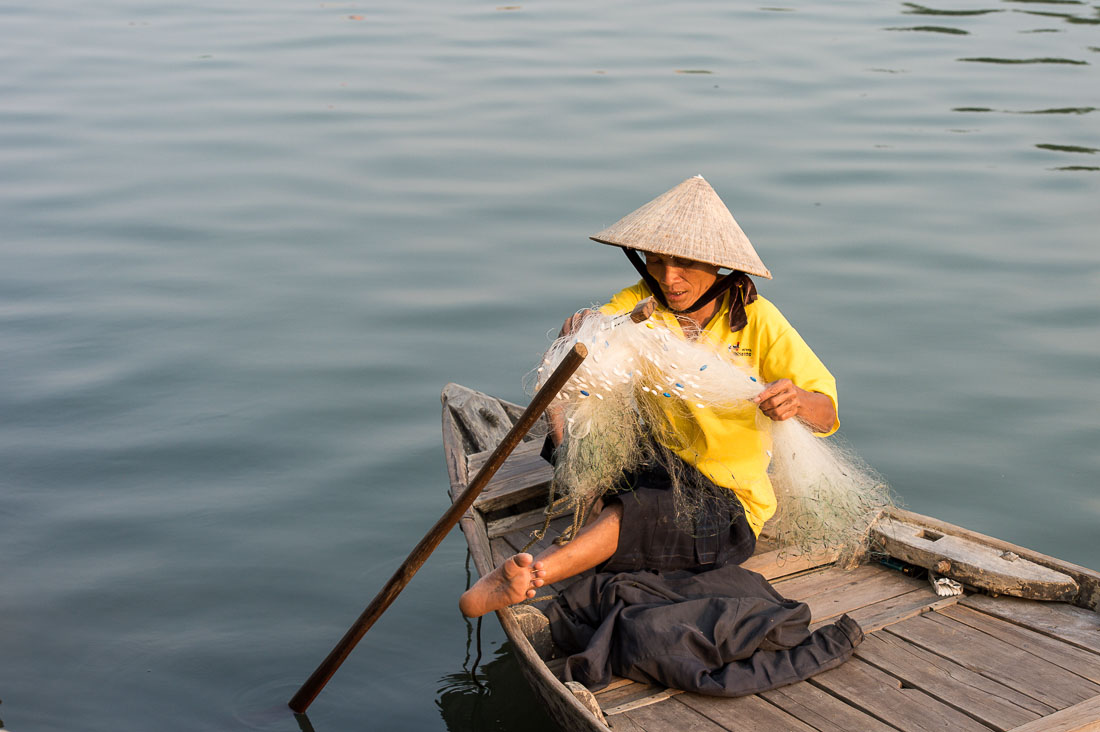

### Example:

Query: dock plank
xmin=810 ymin=656 xmax=995 ymax=732
xmin=886 ymin=611 xmax=1100 ymax=709
xmin=855 ymin=631 xmax=1051 ymax=730
xmin=761 ymin=682 xmax=897 ymax=732
xmin=937 ymin=604 xmax=1100 ymax=685
xmin=960 ymin=594 xmax=1100 ymax=655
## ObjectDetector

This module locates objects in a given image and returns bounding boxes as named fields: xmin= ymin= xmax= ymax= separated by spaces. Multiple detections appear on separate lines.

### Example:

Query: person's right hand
xmin=560 ymin=309 xmax=594 ymax=337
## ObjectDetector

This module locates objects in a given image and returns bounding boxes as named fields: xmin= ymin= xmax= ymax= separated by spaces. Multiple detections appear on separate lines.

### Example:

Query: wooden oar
xmin=288 ymin=341 xmax=589 ymax=713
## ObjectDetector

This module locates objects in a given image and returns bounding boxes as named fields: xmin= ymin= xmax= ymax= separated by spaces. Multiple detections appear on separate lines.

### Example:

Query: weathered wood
xmin=441 ymin=402 xmax=470 ymax=498
xmin=761 ymin=682 xmax=898 ymax=732
xmin=885 ymin=507 xmax=1100 ymax=609
xmin=872 ymin=515 xmax=1079 ymax=601
xmin=594 ymin=676 xmax=636 ymax=694
xmin=886 ymin=612 xmax=1100 ymax=709
xmin=937 ymin=604 xmax=1100 ymax=685
xmin=565 ymin=681 xmax=609 ymax=726
xmin=619 ymin=696 xmax=727 ymax=732
xmin=810 ymin=657 xmax=996 ymax=732
xmin=1006 ymin=696 xmax=1100 ymax=732
xmin=772 ymin=563 xmax=884 ymax=602
xmin=498 ymin=398 xmax=549 ymax=439
xmin=799 ymin=566 xmax=928 ymax=624
xmin=443 ymin=382 xmax=514 ymax=453
xmin=678 ymin=692 xmax=820 ymax=732
xmin=470 ymin=452 xmax=553 ymax=511
xmin=809 ymin=587 xmax=960 ymax=634
xmin=489 ymin=535 xmax=513 ymax=568
xmin=960 ymin=593 xmax=1100 ymax=655
xmin=740 ymin=545 xmax=840 ymax=581
xmin=602 ymin=687 xmax=684 ymax=716
xmin=467 ymin=435 xmax=545 ymax=472
xmin=487 ymin=501 xmax=571 ymax=539
xmin=855 ymin=631 xmax=1051 ymax=729
xmin=607 ymin=714 xmax=648 ymax=732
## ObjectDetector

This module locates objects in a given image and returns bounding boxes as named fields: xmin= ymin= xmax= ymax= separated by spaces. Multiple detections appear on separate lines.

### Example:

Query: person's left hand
xmin=753 ymin=379 xmax=802 ymax=422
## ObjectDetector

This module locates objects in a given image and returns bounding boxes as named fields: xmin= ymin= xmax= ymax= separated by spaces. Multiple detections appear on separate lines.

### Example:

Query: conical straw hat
xmin=590 ymin=175 xmax=771 ymax=279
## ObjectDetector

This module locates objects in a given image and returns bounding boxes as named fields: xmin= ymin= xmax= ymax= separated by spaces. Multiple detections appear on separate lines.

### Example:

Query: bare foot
xmin=459 ymin=553 xmax=545 ymax=618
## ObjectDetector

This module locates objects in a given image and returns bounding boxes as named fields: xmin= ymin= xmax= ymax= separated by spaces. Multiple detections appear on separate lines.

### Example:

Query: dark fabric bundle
xmin=544 ymin=563 xmax=863 ymax=697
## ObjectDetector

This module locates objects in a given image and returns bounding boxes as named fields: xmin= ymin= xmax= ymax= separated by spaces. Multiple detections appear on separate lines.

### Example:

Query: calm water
xmin=1 ymin=0 xmax=1097 ymax=730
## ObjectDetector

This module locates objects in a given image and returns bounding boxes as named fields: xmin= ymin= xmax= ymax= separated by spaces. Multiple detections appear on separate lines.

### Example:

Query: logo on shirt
xmin=728 ymin=342 xmax=753 ymax=359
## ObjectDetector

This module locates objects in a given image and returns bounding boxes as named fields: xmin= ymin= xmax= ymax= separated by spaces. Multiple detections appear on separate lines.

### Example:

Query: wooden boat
xmin=442 ymin=382 xmax=1100 ymax=732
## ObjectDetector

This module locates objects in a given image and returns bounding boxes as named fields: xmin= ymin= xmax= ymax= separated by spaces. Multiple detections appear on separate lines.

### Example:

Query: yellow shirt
xmin=599 ymin=281 xmax=839 ymax=534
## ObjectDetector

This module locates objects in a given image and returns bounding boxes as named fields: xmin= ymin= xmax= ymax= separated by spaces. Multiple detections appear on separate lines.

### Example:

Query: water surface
xmin=1 ymin=1 xmax=1097 ymax=730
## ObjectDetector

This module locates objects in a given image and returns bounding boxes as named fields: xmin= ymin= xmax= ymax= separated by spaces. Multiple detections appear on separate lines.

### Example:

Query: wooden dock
xmin=444 ymin=383 xmax=1100 ymax=732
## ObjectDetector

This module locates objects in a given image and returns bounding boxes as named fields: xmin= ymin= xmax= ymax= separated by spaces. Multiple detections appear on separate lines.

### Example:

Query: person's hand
xmin=753 ymin=378 xmax=802 ymax=422
xmin=753 ymin=379 xmax=837 ymax=433
xmin=560 ymin=309 xmax=595 ymax=337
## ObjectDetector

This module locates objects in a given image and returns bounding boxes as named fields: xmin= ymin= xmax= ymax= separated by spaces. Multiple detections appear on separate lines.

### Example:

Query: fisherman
xmin=459 ymin=175 xmax=840 ymax=620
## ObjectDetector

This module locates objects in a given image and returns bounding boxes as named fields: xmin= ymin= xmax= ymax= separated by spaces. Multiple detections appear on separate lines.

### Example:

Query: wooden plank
xmin=810 ymin=656 xmax=996 ymax=732
xmin=594 ymin=676 xmax=636 ymax=694
xmin=772 ymin=563 xmax=885 ymax=602
xmin=489 ymin=535 xmax=514 ymax=568
xmin=467 ymin=435 xmax=545 ymax=471
xmin=873 ymin=515 xmax=1079 ymax=601
xmin=884 ymin=508 xmax=1100 ymax=610
xmin=886 ymin=612 xmax=1100 ymax=709
xmin=740 ymin=546 xmax=840 ymax=581
xmin=810 ymin=587 xmax=961 ymax=634
xmin=792 ymin=566 xmax=929 ymax=624
xmin=960 ymin=594 xmax=1100 ymax=655
xmin=471 ymin=452 xmax=553 ymax=512
xmin=617 ymin=696 xmax=729 ymax=732
xmin=937 ymin=604 xmax=1100 ymax=685
xmin=1006 ymin=696 xmax=1100 ymax=732
xmin=602 ymin=687 xmax=684 ymax=716
xmin=441 ymin=395 xmax=470 ymax=497
xmin=607 ymin=714 xmax=647 ymax=732
xmin=678 ymin=692 xmax=820 ymax=732
xmin=761 ymin=682 xmax=898 ymax=732
xmin=855 ymin=631 xmax=1050 ymax=730
xmin=488 ymin=502 xmax=572 ymax=539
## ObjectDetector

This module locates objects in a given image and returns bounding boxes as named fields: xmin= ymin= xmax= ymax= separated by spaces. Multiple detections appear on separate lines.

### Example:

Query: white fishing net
xmin=530 ymin=309 xmax=892 ymax=564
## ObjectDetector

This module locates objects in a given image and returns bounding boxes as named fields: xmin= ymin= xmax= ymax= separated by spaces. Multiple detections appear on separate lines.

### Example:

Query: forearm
xmin=795 ymin=388 xmax=837 ymax=434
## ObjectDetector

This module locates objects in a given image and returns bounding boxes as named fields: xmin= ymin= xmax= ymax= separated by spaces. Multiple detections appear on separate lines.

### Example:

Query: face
xmin=644 ymin=253 xmax=720 ymax=310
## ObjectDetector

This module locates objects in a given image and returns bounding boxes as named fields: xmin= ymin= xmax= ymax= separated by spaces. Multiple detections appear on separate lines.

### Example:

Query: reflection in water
xmin=958 ymin=55 xmax=1089 ymax=63
xmin=903 ymin=3 xmax=1003 ymax=16
xmin=436 ymin=643 xmax=558 ymax=732
xmin=886 ymin=25 xmax=971 ymax=33
xmin=1036 ymin=143 xmax=1099 ymax=153
xmin=954 ymin=106 xmax=1095 ymax=114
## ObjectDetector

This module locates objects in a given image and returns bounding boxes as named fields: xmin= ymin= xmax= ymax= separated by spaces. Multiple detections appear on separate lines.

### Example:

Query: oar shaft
xmin=288 ymin=342 xmax=588 ymax=713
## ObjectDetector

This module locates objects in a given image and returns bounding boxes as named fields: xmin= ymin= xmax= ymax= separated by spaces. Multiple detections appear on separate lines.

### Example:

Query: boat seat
xmin=467 ymin=438 xmax=553 ymax=513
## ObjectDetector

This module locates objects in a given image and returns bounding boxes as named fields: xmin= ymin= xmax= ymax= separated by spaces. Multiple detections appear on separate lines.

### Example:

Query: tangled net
xmin=530 ymin=309 xmax=892 ymax=565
